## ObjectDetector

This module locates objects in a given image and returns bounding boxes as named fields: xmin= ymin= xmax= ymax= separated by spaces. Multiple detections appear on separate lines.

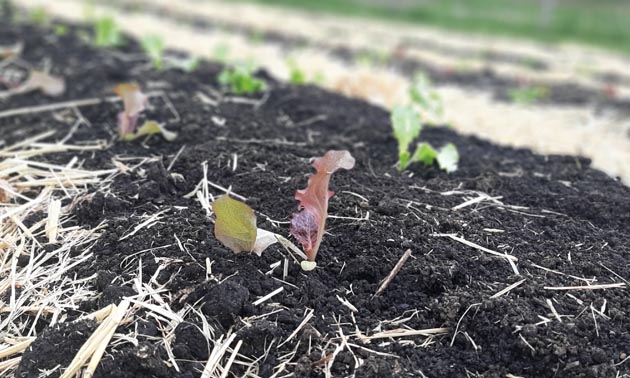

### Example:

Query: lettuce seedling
xmin=212 ymin=195 xmax=278 ymax=255
xmin=391 ymin=105 xmax=459 ymax=172
xmin=509 ymin=85 xmax=549 ymax=105
xmin=287 ymin=59 xmax=306 ymax=85
xmin=391 ymin=105 xmax=421 ymax=170
xmin=113 ymin=83 xmax=147 ymax=138
xmin=290 ymin=150 xmax=355 ymax=267
xmin=217 ymin=64 xmax=265 ymax=95
xmin=113 ymin=83 xmax=177 ymax=141
xmin=409 ymin=72 xmax=442 ymax=117
xmin=29 ymin=7 xmax=49 ymax=26
xmin=141 ymin=35 xmax=165 ymax=70
xmin=94 ymin=16 xmax=121 ymax=47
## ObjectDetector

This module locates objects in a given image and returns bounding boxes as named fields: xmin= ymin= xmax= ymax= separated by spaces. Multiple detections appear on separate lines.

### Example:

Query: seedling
xmin=509 ymin=85 xmax=549 ymax=105
xmin=409 ymin=72 xmax=442 ymax=117
xmin=29 ymin=7 xmax=49 ymax=26
xmin=391 ymin=105 xmax=459 ymax=172
xmin=93 ymin=16 xmax=121 ymax=47
xmin=113 ymin=83 xmax=177 ymax=141
xmin=54 ymin=24 xmax=68 ymax=36
xmin=290 ymin=150 xmax=355 ymax=269
xmin=141 ymin=35 xmax=165 ymax=70
xmin=287 ymin=59 xmax=306 ymax=85
xmin=217 ymin=64 xmax=266 ymax=94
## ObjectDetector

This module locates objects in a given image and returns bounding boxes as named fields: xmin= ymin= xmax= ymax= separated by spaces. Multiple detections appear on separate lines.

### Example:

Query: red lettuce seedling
xmin=113 ymin=83 xmax=147 ymax=138
xmin=290 ymin=150 xmax=355 ymax=267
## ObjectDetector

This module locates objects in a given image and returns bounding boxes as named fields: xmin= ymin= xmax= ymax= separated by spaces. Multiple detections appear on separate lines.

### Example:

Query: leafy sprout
xmin=93 ymin=16 xmax=121 ymax=47
xmin=390 ymin=105 xmax=459 ymax=172
xmin=29 ymin=7 xmax=49 ymax=26
xmin=217 ymin=64 xmax=266 ymax=95
xmin=290 ymin=150 xmax=355 ymax=269
xmin=54 ymin=24 xmax=68 ymax=36
xmin=141 ymin=35 xmax=165 ymax=70
xmin=509 ymin=85 xmax=549 ymax=105
xmin=288 ymin=59 xmax=306 ymax=85
xmin=391 ymin=105 xmax=421 ymax=170
xmin=409 ymin=72 xmax=443 ymax=117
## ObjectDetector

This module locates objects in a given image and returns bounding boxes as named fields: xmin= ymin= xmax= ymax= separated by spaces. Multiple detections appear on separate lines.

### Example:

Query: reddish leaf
xmin=290 ymin=150 xmax=355 ymax=261
xmin=113 ymin=83 xmax=147 ymax=137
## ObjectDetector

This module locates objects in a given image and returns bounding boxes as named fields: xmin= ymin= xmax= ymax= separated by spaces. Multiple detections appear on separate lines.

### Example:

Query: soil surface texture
xmin=2 ymin=17 xmax=630 ymax=378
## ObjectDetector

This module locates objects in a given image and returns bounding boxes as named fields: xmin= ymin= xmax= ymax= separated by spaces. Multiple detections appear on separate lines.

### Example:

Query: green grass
xmin=238 ymin=0 xmax=630 ymax=53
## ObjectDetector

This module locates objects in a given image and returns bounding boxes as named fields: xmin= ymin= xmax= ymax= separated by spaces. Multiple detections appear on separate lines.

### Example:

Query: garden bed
xmin=1 ymin=16 xmax=630 ymax=378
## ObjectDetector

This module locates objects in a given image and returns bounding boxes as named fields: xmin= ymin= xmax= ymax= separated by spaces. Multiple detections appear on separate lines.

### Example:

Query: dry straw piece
xmin=0 ymin=132 xmax=121 ymax=375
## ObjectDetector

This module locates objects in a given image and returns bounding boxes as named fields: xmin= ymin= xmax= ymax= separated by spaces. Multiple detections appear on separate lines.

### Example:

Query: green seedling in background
xmin=218 ymin=64 xmax=266 ymax=94
xmin=391 ymin=105 xmax=421 ymax=170
xmin=141 ymin=35 xmax=165 ymax=70
xmin=29 ymin=6 xmax=49 ymax=26
xmin=509 ymin=85 xmax=549 ymax=105
xmin=94 ymin=16 xmax=121 ymax=47
xmin=212 ymin=44 xmax=231 ymax=63
xmin=391 ymin=105 xmax=459 ymax=172
xmin=409 ymin=72 xmax=443 ymax=117
xmin=287 ymin=59 xmax=306 ymax=85
xmin=54 ymin=24 xmax=68 ymax=36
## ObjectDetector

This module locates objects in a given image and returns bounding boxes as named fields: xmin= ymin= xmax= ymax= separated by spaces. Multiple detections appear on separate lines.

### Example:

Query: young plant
xmin=113 ymin=83 xmax=177 ymax=141
xmin=217 ymin=64 xmax=265 ymax=95
xmin=211 ymin=195 xmax=277 ymax=255
xmin=290 ymin=150 xmax=355 ymax=270
xmin=509 ymin=85 xmax=549 ymax=105
xmin=391 ymin=105 xmax=459 ymax=172
xmin=113 ymin=83 xmax=147 ymax=137
xmin=29 ymin=7 xmax=49 ymax=26
xmin=409 ymin=72 xmax=442 ymax=117
xmin=287 ymin=59 xmax=306 ymax=85
xmin=141 ymin=35 xmax=165 ymax=70
xmin=93 ymin=16 xmax=121 ymax=47
xmin=391 ymin=105 xmax=421 ymax=170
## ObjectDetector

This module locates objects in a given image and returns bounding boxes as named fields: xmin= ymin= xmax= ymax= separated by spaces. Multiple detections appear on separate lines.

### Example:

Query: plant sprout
xmin=390 ymin=105 xmax=459 ymax=172
xmin=93 ymin=16 xmax=121 ymax=47
xmin=141 ymin=35 xmax=165 ymax=70
xmin=509 ymin=85 xmax=549 ymax=105
xmin=290 ymin=150 xmax=355 ymax=269
xmin=217 ymin=64 xmax=266 ymax=94
xmin=409 ymin=72 xmax=443 ymax=117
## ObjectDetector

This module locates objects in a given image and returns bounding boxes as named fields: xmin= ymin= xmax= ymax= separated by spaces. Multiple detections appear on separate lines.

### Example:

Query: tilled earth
xmin=2 ymin=18 xmax=630 ymax=378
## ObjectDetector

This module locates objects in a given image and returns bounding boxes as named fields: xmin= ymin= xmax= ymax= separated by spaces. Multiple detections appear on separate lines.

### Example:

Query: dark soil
xmin=2 ymin=14 xmax=630 ymax=378
xmin=100 ymin=0 xmax=630 ymax=114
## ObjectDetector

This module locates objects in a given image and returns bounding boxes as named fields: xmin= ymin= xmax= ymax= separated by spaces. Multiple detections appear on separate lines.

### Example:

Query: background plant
xmin=93 ymin=16 xmax=121 ymax=47
xmin=217 ymin=63 xmax=266 ymax=94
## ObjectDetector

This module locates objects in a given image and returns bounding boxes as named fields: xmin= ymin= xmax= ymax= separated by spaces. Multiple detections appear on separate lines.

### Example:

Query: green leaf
xmin=409 ymin=72 xmax=442 ymax=116
xmin=141 ymin=36 xmax=165 ymax=70
xmin=123 ymin=121 xmax=177 ymax=142
xmin=411 ymin=142 xmax=438 ymax=166
xmin=437 ymin=143 xmax=459 ymax=173
xmin=391 ymin=105 xmax=422 ymax=170
xmin=94 ymin=17 xmax=121 ymax=47
xmin=217 ymin=64 xmax=266 ymax=94
xmin=212 ymin=196 xmax=257 ymax=253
